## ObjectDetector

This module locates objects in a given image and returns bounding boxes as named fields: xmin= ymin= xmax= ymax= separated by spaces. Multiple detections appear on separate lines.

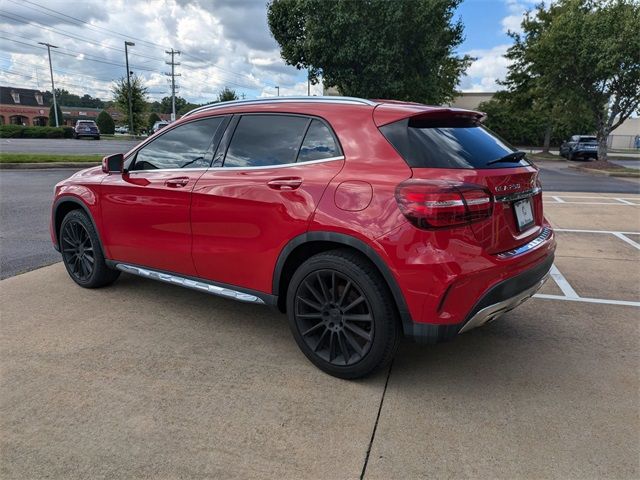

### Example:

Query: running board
xmin=115 ymin=264 xmax=265 ymax=304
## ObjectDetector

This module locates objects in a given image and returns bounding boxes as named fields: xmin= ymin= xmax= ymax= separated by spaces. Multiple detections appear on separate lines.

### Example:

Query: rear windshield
xmin=579 ymin=137 xmax=597 ymax=143
xmin=379 ymin=118 xmax=530 ymax=169
xmin=78 ymin=121 xmax=96 ymax=125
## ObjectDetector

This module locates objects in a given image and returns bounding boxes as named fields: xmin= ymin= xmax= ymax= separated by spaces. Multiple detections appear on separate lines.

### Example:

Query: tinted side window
xmin=224 ymin=115 xmax=309 ymax=168
xmin=297 ymin=119 xmax=340 ymax=162
xmin=380 ymin=118 xmax=529 ymax=169
xmin=132 ymin=117 xmax=224 ymax=170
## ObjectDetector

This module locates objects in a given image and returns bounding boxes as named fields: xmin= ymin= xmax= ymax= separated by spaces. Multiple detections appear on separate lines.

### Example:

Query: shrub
xmin=96 ymin=110 xmax=115 ymax=134
xmin=147 ymin=112 xmax=161 ymax=132
xmin=0 ymin=125 xmax=25 ymax=138
xmin=48 ymin=104 xmax=64 ymax=127
xmin=0 ymin=125 xmax=71 ymax=138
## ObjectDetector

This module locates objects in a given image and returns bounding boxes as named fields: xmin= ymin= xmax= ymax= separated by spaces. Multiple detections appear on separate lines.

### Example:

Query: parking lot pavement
xmin=536 ymin=160 xmax=640 ymax=194
xmin=0 ymin=138 xmax=141 ymax=155
xmin=1 ymin=192 xmax=638 ymax=478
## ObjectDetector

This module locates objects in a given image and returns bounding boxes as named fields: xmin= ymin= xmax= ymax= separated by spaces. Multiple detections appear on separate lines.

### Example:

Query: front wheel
xmin=286 ymin=249 xmax=400 ymax=379
xmin=60 ymin=210 xmax=120 ymax=288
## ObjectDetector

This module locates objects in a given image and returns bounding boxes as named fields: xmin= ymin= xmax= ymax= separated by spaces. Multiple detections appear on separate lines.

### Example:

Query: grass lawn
xmin=0 ymin=153 xmax=102 ymax=163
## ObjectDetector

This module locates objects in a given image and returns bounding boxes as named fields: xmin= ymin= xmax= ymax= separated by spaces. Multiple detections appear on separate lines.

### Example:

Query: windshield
xmin=579 ymin=137 xmax=597 ymax=143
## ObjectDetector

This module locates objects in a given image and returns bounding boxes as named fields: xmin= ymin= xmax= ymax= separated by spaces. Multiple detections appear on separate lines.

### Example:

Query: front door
xmin=101 ymin=116 xmax=228 ymax=276
xmin=191 ymin=114 xmax=344 ymax=293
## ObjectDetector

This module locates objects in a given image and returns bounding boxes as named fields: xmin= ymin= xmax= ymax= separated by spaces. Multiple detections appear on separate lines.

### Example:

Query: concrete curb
xmin=0 ymin=162 xmax=100 ymax=170
xmin=567 ymin=164 xmax=640 ymax=178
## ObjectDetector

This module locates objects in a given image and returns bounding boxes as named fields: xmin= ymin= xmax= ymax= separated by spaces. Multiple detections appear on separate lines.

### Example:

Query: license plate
xmin=513 ymin=198 xmax=534 ymax=231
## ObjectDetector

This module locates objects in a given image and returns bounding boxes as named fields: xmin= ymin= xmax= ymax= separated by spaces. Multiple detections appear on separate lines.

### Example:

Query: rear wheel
xmin=60 ymin=210 xmax=119 ymax=288
xmin=286 ymin=249 xmax=400 ymax=379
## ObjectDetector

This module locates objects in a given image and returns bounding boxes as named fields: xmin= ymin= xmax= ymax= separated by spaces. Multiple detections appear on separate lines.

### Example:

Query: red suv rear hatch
xmin=378 ymin=107 xmax=543 ymax=254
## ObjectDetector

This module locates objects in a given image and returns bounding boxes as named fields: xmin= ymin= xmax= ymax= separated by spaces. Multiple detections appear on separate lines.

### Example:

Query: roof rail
xmin=182 ymin=96 xmax=377 ymax=118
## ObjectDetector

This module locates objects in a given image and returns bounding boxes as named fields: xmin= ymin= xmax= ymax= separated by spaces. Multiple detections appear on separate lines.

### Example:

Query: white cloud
xmin=501 ymin=0 xmax=536 ymax=34
xmin=0 ymin=0 xmax=309 ymax=104
xmin=458 ymin=44 xmax=511 ymax=92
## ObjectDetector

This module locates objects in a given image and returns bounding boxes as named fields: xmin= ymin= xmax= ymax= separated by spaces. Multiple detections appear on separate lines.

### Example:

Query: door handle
xmin=165 ymin=177 xmax=189 ymax=188
xmin=267 ymin=177 xmax=303 ymax=191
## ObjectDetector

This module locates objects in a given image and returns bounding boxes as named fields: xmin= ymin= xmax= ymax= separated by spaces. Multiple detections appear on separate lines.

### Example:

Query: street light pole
xmin=124 ymin=41 xmax=135 ymax=135
xmin=38 ymin=42 xmax=59 ymax=127
xmin=276 ymin=86 xmax=280 ymax=97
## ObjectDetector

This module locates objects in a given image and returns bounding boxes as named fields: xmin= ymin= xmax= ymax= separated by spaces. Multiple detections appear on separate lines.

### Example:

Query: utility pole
xmin=124 ymin=41 xmax=135 ymax=135
xmin=38 ymin=42 xmax=59 ymax=127
xmin=307 ymin=70 xmax=310 ymax=96
xmin=165 ymin=48 xmax=181 ymax=121
xmin=275 ymin=86 xmax=280 ymax=97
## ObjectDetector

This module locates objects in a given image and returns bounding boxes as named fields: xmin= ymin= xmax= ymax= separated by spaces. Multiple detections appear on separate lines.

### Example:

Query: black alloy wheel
xmin=295 ymin=269 xmax=374 ymax=366
xmin=59 ymin=209 xmax=120 ymax=288
xmin=61 ymin=219 xmax=95 ymax=282
xmin=287 ymin=249 xmax=400 ymax=379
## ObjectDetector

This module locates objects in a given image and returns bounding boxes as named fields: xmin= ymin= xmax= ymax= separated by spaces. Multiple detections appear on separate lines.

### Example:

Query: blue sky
xmin=0 ymin=0 xmax=533 ymax=102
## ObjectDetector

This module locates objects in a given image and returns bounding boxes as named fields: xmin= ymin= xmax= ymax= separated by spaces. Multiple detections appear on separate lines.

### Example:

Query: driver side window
xmin=132 ymin=117 xmax=224 ymax=170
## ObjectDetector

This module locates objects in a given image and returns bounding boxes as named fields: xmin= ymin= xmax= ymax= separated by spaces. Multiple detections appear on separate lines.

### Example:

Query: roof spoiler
xmin=373 ymin=103 xmax=486 ymax=127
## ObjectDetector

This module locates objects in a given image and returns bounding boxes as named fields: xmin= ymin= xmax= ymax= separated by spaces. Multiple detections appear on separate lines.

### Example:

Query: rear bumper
xmin=406 ymin=251 xmax=553 ymax=343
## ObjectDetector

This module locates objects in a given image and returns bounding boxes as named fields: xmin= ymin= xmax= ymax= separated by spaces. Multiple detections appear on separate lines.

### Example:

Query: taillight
xmin=395 ymin=180 xmax=493 ymax=229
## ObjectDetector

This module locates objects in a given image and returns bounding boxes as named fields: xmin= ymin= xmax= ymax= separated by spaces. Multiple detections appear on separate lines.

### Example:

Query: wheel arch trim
xmin=53 ymin=196 xmax=107 ymax=257
xmin=272 ymin=231 xmax=413 ymax=332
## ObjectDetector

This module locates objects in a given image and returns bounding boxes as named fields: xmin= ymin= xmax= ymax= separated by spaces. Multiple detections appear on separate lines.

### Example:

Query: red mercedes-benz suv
xmin=51 ymin=97 xmax=555 ymax=378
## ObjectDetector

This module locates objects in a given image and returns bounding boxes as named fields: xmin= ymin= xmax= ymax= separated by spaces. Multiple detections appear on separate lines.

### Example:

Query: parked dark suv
xmin=51 ymin=96 xmax=555 ymax=379
xmin=560 ymin=135 xmax=598 ymax=160
xmin=73 ymin=120 xmax=100 ymax=140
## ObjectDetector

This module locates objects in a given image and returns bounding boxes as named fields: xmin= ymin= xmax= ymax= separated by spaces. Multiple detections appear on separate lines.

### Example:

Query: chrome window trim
xmin=496 ymin=227 xmax=553 ymax=259
xmin=210 ymin=156 xmax=344 ymax=171
xmin=182 ymin=96 xmax=376 ymax=118
xmin=124 ymin=156 xmax=345 ymax=173
xmin=495 ymin=186 xmax=542 ymax=203
xmin=126 ymin=167 xmax=210 ymax=174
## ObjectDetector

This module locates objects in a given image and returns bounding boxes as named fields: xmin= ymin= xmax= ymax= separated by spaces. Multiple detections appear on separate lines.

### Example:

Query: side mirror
xmin=102 ymin=153 xmax=124 ymax=173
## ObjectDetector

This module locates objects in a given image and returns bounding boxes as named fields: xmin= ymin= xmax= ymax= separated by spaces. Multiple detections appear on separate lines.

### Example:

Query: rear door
xmin=380 ymin=115 xmax=543 ymax=254
xmin=101 ymin=116 xmax=228 ymax=275
xmin=191 ymin=114 xmax=344 ymax=292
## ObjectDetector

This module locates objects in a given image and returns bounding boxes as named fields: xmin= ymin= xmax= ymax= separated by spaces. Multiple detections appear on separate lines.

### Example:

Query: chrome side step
xmin=115 ymin=264 xmax=265 ymax=304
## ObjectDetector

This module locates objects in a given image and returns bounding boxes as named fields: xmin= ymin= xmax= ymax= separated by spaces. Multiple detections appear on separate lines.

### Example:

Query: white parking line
xmin=551 ymin=196 xmax=566 ymax=203
xmin=611 ymin=232 xmax=640 ymax=250
xmin=616 ymin=198 xmax=637 ymax=205
xmin=544 ymin=195 xmax=640 ymax=206
xmin=549 ymin=264 xmax=579 ymax=298
xmin=534 ymin=294 xmax=640 ymax=307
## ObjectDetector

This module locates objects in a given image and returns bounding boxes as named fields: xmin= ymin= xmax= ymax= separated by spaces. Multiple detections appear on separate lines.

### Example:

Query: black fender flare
xmin=272 ymin=231 xmax=413 ymax=332
xmin=52 ymin=196 xmax=107 ymax=256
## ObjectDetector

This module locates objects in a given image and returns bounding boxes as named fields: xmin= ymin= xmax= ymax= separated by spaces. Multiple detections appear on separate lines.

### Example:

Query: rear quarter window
xmin=380 ymin=118 xmax=530 ymax=169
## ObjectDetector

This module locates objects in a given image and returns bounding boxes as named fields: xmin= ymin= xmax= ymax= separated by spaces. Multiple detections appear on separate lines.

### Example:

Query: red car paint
xmin=51 ymin=98 xmax=555 ymax=339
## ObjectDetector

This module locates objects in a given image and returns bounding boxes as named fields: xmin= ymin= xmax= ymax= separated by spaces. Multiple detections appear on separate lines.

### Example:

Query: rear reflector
xmin=395 ymin=180 xmax=493 ymax=229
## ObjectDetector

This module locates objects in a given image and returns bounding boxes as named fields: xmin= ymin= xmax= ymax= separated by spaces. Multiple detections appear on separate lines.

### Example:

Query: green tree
xmin=48 ymin=103 xmax=63 ymax=127
xmin=506 ymin=0 xmax=640 ymax=161
xmin=147 ymin=112 xmax=161 ymax=132
xmin=112 ymin=75 xmax=148 ymax=135
xmin=267 ymin=0 xmax=471 ymax=104
xmin=96 ymin=110 xmax=115 ymax=134
xmin=159 ymin=96 xmax=188 ymax=114
xmin=217 ymin=87 xmax=238 ymax=102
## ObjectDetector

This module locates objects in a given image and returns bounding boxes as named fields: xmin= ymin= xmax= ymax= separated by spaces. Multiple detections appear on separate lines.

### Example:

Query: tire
xmin=95 ymin=135 xmax=100 ymax=140
xmin=286 ymin=249 xmax=400 ymax=379
xmin=59 ymin=209 xmax=120 ymax=288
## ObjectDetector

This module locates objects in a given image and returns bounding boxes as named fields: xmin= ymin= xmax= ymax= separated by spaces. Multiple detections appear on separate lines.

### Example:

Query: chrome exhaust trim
xmin=458 ymin=273 xmax=549 ymax=334
xmin=115 ymin=264 xmax=265 ymax=304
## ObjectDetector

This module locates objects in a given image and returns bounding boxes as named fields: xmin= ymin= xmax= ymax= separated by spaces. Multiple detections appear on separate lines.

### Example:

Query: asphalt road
xmin=0 ymin=169 xmax=80 ymax=279
xmin=0 ymin=138 xmax=141 ymax=155
xmin=0 ymin=161 xmax=638 ymax=279
xmin=1 ymin=195 xmax=638 ymax=479
xmin=537 ymin=160 xmax=640 ymax=193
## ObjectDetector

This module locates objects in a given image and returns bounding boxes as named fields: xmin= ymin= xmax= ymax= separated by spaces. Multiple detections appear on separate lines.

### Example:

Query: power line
xmin=7 ymin=0 xmax=278 ymax=89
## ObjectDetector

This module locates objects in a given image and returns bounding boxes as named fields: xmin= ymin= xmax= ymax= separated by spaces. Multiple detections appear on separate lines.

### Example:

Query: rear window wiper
xmin=486 ymin=151 xmax=526 ymax=166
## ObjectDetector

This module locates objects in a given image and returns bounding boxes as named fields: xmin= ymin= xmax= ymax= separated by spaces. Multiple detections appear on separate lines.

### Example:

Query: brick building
xmin=0 ymin=86 xmax=49 ymax=126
